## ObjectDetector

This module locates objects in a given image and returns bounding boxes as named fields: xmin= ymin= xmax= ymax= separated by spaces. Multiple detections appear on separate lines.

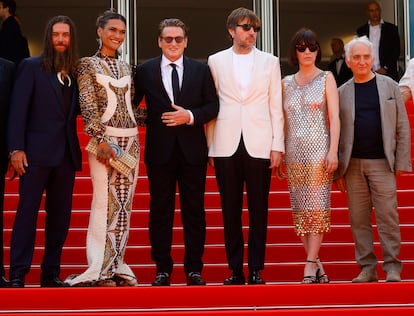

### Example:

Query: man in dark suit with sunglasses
xmin=134 ymin=18 xmax=219 ymax=286
xmin=206 ymin=7 xmax=284 ymax=285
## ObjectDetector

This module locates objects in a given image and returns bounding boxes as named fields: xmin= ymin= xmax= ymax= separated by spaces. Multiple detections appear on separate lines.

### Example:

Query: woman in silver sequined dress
xmin=282 ymin=28 xmax=340 ymax=284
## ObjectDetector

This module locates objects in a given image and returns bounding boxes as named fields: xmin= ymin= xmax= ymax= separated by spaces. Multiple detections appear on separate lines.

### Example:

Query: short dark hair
xmin=226 ymin=7 xmax=260 ymax=31
xmin=288 ymin=28 xmax=322 ymax=67
xmin=96 ymin=10 xmax=126 ymax=30
xmin=0 ymin=0 xmax=16 ymax=15
xmin=158 ymin=18 xmax=188 ymax=37
xmin=40 ymin=15 xmax=79 ymax=75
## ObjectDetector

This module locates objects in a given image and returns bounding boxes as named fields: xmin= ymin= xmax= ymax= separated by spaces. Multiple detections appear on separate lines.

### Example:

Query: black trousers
xmin=214 ymin=138 xmax=271 ymax=274
xmin=9 ymin=155 xmax=75 ymax=279
xmin=146 ymin=144 xmax=207 ymax=275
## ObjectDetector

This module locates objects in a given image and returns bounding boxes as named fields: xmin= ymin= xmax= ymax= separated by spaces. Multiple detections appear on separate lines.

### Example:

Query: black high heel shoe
xmin=316 ymin=258 xmax=330 ymax=283
xmin=302 ymin=260 xmax=319 ymax=284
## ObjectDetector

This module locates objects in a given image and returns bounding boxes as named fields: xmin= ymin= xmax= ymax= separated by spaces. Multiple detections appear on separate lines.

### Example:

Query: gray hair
xmin=344 ymin=36 xmax=373 ymax=61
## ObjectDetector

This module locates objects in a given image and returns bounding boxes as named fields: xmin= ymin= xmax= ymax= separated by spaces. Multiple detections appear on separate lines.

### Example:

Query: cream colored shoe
xmin=352 ymin=270 xmax=378 ymax=283
xmin=386 ymin=270 xmax=401 ymax=282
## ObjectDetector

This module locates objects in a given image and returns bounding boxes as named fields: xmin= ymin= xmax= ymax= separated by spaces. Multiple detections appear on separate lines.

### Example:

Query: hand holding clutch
xmin=85 ymin=137 xmax=137 ymax=177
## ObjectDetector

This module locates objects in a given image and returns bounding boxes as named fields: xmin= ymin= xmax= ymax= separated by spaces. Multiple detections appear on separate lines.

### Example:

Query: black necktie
xmin=170 ymin=63 xmax=179 ymax=103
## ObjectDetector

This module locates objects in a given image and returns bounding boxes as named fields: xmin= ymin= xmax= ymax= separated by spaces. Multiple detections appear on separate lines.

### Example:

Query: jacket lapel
xmin=221 ymin=48 xmax=241 ymax=102
xmin=376 ymin=75 xmax=387 ymax=117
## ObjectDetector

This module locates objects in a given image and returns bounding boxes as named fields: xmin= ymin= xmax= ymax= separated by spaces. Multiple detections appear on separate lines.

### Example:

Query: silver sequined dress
xmin=283 ymin=71 xmax=332 ymax=236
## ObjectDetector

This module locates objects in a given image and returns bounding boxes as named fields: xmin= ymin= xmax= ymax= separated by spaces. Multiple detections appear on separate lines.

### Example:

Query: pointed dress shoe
xmin=224 ymin=273 xmax=245 ymax=285
xmin=40 ymin=277 xmax=69 ymax=287
xmin=186 ymin=272 xmax=206 ymax=286
xmin=248 ymin=270 xmax=265 ymax=284
xmin=0 ymin=276 xmax=10 ymax=287
xmin=152 ymin=272 xmax=171 ymax=286
xmin=10 ymin=277 xmax=25 ymax=288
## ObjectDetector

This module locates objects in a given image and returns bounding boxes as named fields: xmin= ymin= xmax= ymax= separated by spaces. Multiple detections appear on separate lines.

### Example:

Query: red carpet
xmin=1 ymin=101 xmax=414 ymax=314
xmin=1 ymin=283 xmax=414 ymax=315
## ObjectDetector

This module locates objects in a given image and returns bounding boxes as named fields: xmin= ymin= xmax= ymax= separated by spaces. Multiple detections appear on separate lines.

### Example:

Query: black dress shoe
xmin=10 ymin=277 xmax=24 ymax=288
xmin=40 ymin=277 xmax=69 ymax=287
xmin=0 ymin=276 xmax=10 ymax=288
xmin=186 ymin=272 xmax=206 ymax=286
xmin=152 ymin=272 xmax=170 ymax=286
xmin=223 ymin=273 xmax=245 ymax=285
xmin=248 ymin=270 xmax=265 ymax=284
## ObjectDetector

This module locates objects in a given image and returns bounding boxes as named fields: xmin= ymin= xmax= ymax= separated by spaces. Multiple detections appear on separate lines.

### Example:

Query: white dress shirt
xmin=160 ymin=55 xmax=194 ymax=124
xmin=369 ymin=20 xmax=383 ymax=71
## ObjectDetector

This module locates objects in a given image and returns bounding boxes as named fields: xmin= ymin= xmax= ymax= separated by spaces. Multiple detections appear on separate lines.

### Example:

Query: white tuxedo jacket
xmin=206 ymin=47 xmax=284 ymax=159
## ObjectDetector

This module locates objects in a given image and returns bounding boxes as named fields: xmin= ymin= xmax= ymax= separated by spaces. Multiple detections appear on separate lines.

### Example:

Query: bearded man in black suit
xmin=7 ymin=16 xmax=82 ymax=288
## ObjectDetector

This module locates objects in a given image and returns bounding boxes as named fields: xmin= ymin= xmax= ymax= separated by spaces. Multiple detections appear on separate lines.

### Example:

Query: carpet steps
xmin=5 ymin=206 xmax=414 ymax=227
xmin=1 ymin=103 xmax=414 ymax=314
xmin=4 ymin=243 xmax=414 ymax=265
xmin=3 ymin=188 xmax=414 ymax=210
xmin=5 ymin=173 xmax=414 ymax=192
xmin=3 ymin=261 xmax=414 ymax=285
xmin=1 ymin=283 xmax=414 ymax=316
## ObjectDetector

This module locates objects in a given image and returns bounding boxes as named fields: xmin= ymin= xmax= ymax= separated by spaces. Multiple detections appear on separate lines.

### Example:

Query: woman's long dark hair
xmin=40 ymin=15 xmax=79 ymax=75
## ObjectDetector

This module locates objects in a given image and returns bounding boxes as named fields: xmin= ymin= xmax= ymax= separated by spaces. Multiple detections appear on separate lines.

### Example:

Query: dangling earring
xmin=97 ymin=37 xmax=102 ymax=50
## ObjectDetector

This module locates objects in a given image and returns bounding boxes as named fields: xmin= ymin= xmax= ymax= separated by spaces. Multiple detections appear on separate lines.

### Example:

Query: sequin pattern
xmin=283 ymin=72 xmax=332 ymax=236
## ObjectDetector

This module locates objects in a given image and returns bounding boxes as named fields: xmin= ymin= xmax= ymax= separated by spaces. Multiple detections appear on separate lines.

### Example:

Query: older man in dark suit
xmin=134 ymin=18 xmax=219 ymax=286
xmin=7 ymin=16 xmax=82 ymax=288
xmin=0 ymin=57 xmax=14 ymax=287
xmin=356 ymin=0 xmax=400 ymax=81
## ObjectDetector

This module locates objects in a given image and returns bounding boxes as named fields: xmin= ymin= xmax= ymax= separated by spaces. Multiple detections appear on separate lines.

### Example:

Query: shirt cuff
xmin=186 ymin=110 xmax=194 ymax=125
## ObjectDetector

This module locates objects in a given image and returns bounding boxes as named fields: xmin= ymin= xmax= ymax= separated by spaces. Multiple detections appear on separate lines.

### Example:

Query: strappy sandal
xmin=316 ymin=258 xmax=330 ymax=284
xmin=112 ymin=274 xmax=138 ymax=287
xmin=92 ymin=278 xmax=117 ymax=287
xmin=302 ymin=260 xmax=319 ymax=284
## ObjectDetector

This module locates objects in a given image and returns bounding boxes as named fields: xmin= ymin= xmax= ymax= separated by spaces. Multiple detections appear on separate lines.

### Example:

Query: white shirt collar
xmin=368 ymin=19 xmax=384 ymax=26
xmin=161 ymin=55 xmax=184 ymax=69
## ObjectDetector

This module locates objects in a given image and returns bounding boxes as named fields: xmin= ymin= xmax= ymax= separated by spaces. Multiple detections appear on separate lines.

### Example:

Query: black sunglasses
xmin=236 ymin=24 xmax=261 ymax=32
xmin=161 ymin=36 xmax=185 ymax=44
xmin=296 ymin=44 xmax=319 ymax=53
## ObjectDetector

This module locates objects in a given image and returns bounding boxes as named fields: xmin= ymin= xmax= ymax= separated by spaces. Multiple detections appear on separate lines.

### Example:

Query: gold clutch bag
xmin=85 ymin=137 xmax=137 ymax=177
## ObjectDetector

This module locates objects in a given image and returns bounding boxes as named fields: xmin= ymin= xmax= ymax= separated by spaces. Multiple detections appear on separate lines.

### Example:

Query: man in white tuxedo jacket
xmin=206 ymin=7 xmax=284 ymax=285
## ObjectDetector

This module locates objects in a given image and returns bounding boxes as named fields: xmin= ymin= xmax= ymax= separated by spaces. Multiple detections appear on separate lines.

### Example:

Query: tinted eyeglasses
xmin=161 ymin=36 xmax=185 ymax=44
xmin=236 ymin=24 xmax=261 ymax=32
xmin=296 ymin=44 xmax=319 ymax=53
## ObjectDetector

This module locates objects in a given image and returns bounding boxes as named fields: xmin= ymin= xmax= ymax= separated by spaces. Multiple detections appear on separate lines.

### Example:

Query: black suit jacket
xmin=134 ymin=56 xmax=219 ymax=165
xmin=0 ymin=16 xmax=30 ymax=65
xmin=328 ymin=57 xmax=353 ymax=87
xmin=7 ymin=56 xmax=82 ymax=170
xmin=356 ymin=21 xmax=400 ymax=81
xmin=0 ymin=57 xmax=15 ymax=172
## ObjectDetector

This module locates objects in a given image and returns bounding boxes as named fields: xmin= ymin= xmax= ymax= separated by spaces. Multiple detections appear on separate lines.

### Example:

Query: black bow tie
xmin=336 ymin=57 xmax=343 ymax=62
